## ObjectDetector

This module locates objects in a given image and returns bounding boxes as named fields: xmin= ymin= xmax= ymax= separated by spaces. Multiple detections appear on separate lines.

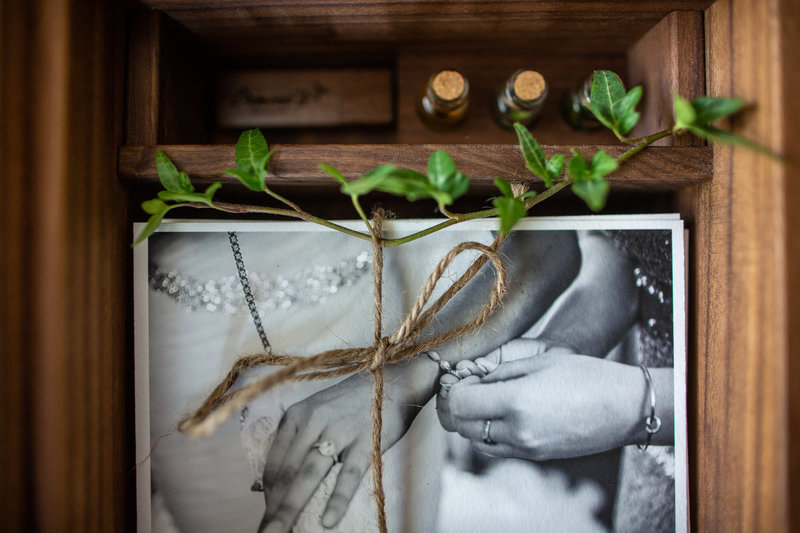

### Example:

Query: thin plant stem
xmin=194 ymin=179 xmax=576 ymax=248
xmin=263 ymin=186 xmax=304 ymax=213
xmin=617 ymin=129 xmax=673 ymax=163
xmin=351 ymin=195 xmax=376 ymax=238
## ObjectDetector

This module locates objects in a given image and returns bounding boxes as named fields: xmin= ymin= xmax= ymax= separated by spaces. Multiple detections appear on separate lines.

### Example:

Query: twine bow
xmin=177 ymin=210 xmax=507 ymax=532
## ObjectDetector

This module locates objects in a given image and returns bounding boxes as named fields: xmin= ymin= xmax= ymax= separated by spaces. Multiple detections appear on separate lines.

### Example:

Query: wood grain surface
xmin=679 ymin=0 xmax=798 ymax=531
xmin=119 ymin=144 xmax=712 ymax=190
xmin=132 ymin=1 xmax=715 ymax=57
xmin=1 ymin=0 xmax=131 ymax=531
xmin=627 ymin=11 xmax=706 ymax=146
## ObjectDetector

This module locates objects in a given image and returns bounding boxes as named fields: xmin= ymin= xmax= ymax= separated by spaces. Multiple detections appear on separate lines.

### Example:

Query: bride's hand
xmin=438 ymin=352 xmax=653 ymax=461
xmin=258 ymin=361 xmax=433 ymax=533
xmin=436 ymin=338 xmax=555 ymax=432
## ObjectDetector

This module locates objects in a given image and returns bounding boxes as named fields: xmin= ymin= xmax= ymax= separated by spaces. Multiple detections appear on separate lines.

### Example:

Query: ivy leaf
xmin=340 ymin=164 xmax=397 ymax=196
xmin=156 ymin=182 xmax=222 ymax=206
xmin=142 ymin=198 xmax=168 ymax=215
xmin=514 ymin=123 xmax=549 ymax=183
xmin=691 ymin=96 xmax=745 ymax=124
xmin=673 ymin=94 xmax=697 ymax=131
xmin=493 ymin=195 xmax=528 ymax=235
xmin=224 ymin=168 xmax=263 ymax=192
xmin=567 ymin=149 xmax=616 ymax=212
xmin=672 ymin=94 xmax=777 ymax=157
xmin=375 ymin=169 xmax=433 ymax=201
xmin=427 ymin=151 xmax=458 ymax=189
xmin=155 ymin=150 xmax=194 ymax=193
xmin=494 ymin=176 xmax=514 ymax=198
xmin=612 ymin=85 xmax=642 ymax=135
xmin=233 ymin=129 xmax=274 ymax=190
xmin=567 ymin=150 xmax=590 ymax=181
xmin=546 ymin=154 xmax=565 ymax=181
xmin=514 ymin=122 xmax=565 ymax=186
xmin=588 ymin=71 xmax=641 ymax=137
xmin=572 ymin=178 xmax=610 ymax=213
xmin=439 ymin=171 xmax=469 ymax=202
xmin=688 ymin=125 xmax=779 ymax=157
xmin=493 ymin=177 xmax=533 ymax=234
xmin=427 ymin=151 xmax=470 ymax=202
xmin=133 ymin=199 xmax=173 ymax=246
xmin=319 ymin=163 xmax=348 ymax=185
xmin=590 ymin=150 xmax=619 ymax=177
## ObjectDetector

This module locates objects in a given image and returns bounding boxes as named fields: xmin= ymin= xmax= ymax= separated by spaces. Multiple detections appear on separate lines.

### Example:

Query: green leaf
xmin=688 ymin=125 xmax=780 ymax=158
xmin=375 ymin=169 xmax=432 ymax=201
xmin=567 ymin=150 xmax=590 ymax=181
xmin=546 ymin=154 xmax=565 ymax=181
xmin=514 ymin=123 xmax=551 ymax=184
xmin=440 ymin=171 xmax=470 ymax=201
xmin=340 ymin=164 xmax=397 ymax=196
xmin=572 ymin=178 xmax=610 ymax=212
xmin=673 ymin=93 xmax=697 ymax=131
xmin=588 ymin=71 xmax=642 ymax=137
xmin=157 ymin=182 xmax=221 ymax=207
xmin=426 ymin=152 xmax=470 ymax=202
xmin=141 ymin=198 xmax=168 ymax=215
xmin=224 ymin=168 xmax=263 ymax=192
xmin=319 ymin=163 xmax=348 ymax=185
xmin=155 ymin=150 xmax=194 ymax=193
xmin=691 ymin=96 xmax=745 ymax=124
xmin=494 ymin=177 xmax=514 ymax=198
xmin=612 ymin=86 xmax=643 ymax=134
xmin=234 ymin=129 xmax=273 ymax=189
xmin=590 ymin=150 xmax=619 ymax=177
xmin=588 ymin=71 xmax=627 ymax=133
xmin=427 ymin=151 xmax=458 ymax=188
xmin=493 ymin=196 xmax=528 ymax=235
xmin=619 ymin=110 xmax=641 ymax=136
xmin=133 ymin=200 xmax=173 ymax=246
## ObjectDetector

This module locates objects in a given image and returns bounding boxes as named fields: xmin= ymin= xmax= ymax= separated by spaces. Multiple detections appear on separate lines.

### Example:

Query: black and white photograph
xmin=134 ymin=216 xmax=687 ymax=533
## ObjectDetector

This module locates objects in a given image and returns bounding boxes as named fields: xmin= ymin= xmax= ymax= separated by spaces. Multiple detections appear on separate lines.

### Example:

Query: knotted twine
xmin=177 ymin=210 xmax=508 ymax=532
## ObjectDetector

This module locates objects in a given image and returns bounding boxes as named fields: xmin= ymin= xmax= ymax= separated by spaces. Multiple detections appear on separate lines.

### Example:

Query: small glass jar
xmin=561 ymin=74 xmax=602 ymax=131
xmin=417 ymin=69 xmax=469 ymax=128
xmin=493 ymin=69 xmax=548 ymax=129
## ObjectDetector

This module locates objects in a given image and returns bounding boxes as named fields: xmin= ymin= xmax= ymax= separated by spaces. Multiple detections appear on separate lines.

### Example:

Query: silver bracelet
xmin=637 ymin=363 xmax=662 ymax=451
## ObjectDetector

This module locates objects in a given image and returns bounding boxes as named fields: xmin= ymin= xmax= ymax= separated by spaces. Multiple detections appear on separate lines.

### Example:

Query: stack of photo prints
xmin=135 ymin=215 xmax=688 ymax=533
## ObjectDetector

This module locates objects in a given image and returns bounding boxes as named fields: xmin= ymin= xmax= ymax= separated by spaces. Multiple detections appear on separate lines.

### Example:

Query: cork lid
xmin=431 ymin=70 xmax=466 ymax=100
xmin=513 ymin=70 xmax=546 ymax=101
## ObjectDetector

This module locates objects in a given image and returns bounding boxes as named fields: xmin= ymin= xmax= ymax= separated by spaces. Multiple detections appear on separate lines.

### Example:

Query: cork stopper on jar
xmin=432 ymin=70 xmax=466 ymax=101
xmin=513 ymin=70 xmax=546 ymax=102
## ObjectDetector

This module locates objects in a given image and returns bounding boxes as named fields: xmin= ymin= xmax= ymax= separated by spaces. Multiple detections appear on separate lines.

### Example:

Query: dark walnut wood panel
xmin=627 ymin=10 xmax=706 ymax=146
xmin=119 ymin=144 xmax=712 ymax=190
xmin=136 ymin=1 xmax=715 ymax=57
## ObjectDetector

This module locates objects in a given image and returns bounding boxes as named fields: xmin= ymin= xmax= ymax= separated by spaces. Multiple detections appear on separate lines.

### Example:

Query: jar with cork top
xmin=417 ymin=69 xmax=470 ymax=128
xmin=493 ymin=69 xmax=548 ymax=129
xmin=561 ymin=74 xmax=603 ymax=131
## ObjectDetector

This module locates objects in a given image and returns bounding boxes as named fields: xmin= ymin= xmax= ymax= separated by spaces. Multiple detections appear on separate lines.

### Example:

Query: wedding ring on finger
xmin=312 ymin=440 xmax=340 ymax=464
xmin=482 ymin=419 xmax=496 ymax=445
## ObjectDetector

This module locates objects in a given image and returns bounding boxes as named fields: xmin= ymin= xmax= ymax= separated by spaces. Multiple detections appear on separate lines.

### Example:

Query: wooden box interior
xmin=3 ymin=1 xmax=796 ymax=531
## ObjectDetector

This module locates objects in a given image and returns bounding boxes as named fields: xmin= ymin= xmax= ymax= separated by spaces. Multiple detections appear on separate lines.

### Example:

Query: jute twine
xmin=177 ymin=210 xmax=508 ymax=532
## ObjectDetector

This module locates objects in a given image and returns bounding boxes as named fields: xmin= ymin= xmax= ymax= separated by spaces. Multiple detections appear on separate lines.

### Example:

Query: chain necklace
xmin=228 ymin=231 xmax=271 ymax=353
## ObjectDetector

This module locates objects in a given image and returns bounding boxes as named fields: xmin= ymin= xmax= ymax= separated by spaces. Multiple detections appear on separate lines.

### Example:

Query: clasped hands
xmin=436 ymin=338 xmax=648 ymax=461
